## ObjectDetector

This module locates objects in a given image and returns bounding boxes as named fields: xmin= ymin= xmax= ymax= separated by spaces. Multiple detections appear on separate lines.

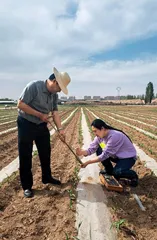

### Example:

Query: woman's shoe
xmin=130 ymin=178 xmax=138 ymax=187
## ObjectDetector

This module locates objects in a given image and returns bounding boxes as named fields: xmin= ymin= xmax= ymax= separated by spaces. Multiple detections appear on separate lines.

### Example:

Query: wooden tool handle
xmin=48 ymin=120 xmax=83 ymax=164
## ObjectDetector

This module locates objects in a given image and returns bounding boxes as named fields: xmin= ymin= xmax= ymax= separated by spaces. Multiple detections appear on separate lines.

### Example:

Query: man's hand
xmin=58 ymin=129 xmax=65 ymax=142
xmin=39 ymin=113 xmax=49 ymax=122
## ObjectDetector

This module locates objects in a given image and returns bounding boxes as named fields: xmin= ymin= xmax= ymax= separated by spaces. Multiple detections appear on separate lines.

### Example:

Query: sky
xmin=0 ymin=0 xmax=157 ymax=99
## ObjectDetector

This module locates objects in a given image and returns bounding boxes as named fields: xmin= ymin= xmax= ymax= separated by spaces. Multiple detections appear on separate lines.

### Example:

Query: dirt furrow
xmin=0 ymin=110 xmax=75 ymax=171
xmin=96 ymin=106 xmax=157 ymax=121
xmin=0 ymin=122 xmax=17 ymax=132
xmin=0 ymin=107 xmax=81 ymax=240
xmin=84 ymin=107 xmax=157 ymax=240
xmin=104 ymin=112 xmax=157 ymax=135
xmin=89 ymin=108 xmax=157 ymax=161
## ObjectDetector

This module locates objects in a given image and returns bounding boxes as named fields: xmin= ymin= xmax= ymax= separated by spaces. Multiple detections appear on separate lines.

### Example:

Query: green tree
xmin=141 ymin=94 xmax=145 ymax=100
xmin=145 ymin=82 xmax=154 ymax=104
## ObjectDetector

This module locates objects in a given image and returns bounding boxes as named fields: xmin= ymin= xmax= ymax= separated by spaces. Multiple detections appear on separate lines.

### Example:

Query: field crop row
xmin=84 ymin=107 xmax=157 ymax=240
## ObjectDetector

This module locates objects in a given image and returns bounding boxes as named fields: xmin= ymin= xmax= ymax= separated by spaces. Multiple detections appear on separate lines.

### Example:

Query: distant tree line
xmin=120 ymin=95 xmax=145 ymax=100
xmin=0 ymin=98 xmax=14 ymax=101
xmin=1 ymin=82 xmax=156 ymax=104
xmin=120 ymin=82 xmax=156 ymax=104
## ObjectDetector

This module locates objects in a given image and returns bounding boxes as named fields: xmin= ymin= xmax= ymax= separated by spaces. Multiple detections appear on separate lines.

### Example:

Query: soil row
xmin=108 ymin=111 xmax=157 ymax=125
xmin=96 ymin=106 xmax=157 ymax=125
xmin=0 ymin=109 xmax=75 ymax=171
xmin=88 ymin=108 xmax=157 ymax=161
xmin=84 ymin=107 xmax=157 ymax=240
xmin=0 ymin=107 xmax=82 ymax=240
xmin=102 ymin=111 xmax=157 ymax=135
xmin=96 ymin=105 xmax=157 ymax=118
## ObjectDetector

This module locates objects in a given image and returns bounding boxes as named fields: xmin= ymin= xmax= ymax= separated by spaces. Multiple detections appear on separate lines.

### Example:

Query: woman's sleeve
xmin=86 ymin=137 xmax=100 ymax=155
xmin=98 ymin=134 xmax=124 ymax=161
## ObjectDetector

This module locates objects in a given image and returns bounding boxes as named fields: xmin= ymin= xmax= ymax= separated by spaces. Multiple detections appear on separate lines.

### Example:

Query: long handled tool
xmin=48 ymin=120 xmax=83 ymax=164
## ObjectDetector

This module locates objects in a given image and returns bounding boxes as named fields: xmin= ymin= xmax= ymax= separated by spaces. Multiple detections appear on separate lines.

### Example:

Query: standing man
xmin=17 ymin=67 xmax=71 ymax=198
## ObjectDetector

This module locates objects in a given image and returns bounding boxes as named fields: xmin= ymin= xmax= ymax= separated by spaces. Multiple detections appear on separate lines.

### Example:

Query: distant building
xmin=0 ymin=100 xmax=17 ymax=109
xmin=104 ymin=96 xmax=116 ymax=100
xmin=84 ymin=96 xmax=91 ymax=100
xmin=68 ymin=96 xmax=76 ymax=101
xmin=0 ymin=100 xmax=17 ymax=104
xmin=60 ymin=96 xmax=67 ymax=100
xmin=93 ymin=96 xmax=101 ymax=100
xmin=58 ymin=96 xmax=67 ymax=104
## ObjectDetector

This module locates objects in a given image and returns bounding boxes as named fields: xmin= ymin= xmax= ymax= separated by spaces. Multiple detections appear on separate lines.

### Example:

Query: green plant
xmin=0 ymin=171 xmax=19 ymax=188
xmin=72 ymin=222 xmax=82 ymax=240
xmin=148 ymin=148 xmax=153 ymax=154
xmin=67 ymin=189 xmax=76 ymax=209
xmin=110 ymin=219 xmax=126 ymax=230
xmin=78 ymin=114 xmax=83 ymax=145
xmin=64 ymin=222 xmax=82 ymax=240
xmin=83 ymin=108 xmax=94 ymax=139
xmin=71 ymin=166 xmax=80 ymax=188
xmin=74 ymin=166 xmax=80 ymax=181
xmin=65 ymin=232 xmax=70 ymax=240
xmin=33 ymin=150 xmax=38 ymax=156
xmin=138 ymin=143 xmax=144 ymax=148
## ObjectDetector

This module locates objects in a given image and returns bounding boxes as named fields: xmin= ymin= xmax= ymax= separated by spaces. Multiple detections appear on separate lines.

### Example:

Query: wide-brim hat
xmin=53 ymin=67 xmax=71 ymax=95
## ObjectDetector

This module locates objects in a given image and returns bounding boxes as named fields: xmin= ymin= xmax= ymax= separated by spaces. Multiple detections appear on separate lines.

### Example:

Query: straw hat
xmin=53 ymin=67 xmax=71 ymax=95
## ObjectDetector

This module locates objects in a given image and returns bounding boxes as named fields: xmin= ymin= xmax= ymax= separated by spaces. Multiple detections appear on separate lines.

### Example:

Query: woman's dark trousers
xmin=96 ymin=146 xmax=138 ymax=180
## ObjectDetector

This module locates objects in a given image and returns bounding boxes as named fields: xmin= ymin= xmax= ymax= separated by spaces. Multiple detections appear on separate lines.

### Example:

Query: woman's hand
xmin=81 ymin=161 xmax=90 ymax=168
xmin=81 ymin=158 xmax=100 ymax=168
xmin=76 ymin=148 xmax=84 ymax=156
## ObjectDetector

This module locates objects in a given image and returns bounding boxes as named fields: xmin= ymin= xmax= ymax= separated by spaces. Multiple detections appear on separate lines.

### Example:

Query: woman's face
xmin=91 ymin=126 xmax=107 ymax=138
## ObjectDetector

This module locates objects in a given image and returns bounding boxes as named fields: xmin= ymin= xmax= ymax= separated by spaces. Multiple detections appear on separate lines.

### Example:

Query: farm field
xmin=0 ymin=105 xmax=157 ymax=239
xmin=0 ymin=106 xmax=75 ymax=170
xmin=84 ymin=106 xmax=157 ymax=240
xmin=88 ymin=106 xmax=157 ymax=161
xmin=0 ymin=106 xmax=81 ymax=239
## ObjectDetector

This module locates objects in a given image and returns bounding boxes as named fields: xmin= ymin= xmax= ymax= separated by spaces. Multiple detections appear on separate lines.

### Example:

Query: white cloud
xmin=67 ymin=58 xmax=157 ymax=96
xmin=1 ymin=58 xmax=157 ymax=99
xmin=0 ymin=0 xmax=157 ymax=98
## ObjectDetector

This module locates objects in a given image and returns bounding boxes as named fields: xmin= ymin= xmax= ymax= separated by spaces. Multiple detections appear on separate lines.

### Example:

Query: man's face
xmin=54 ymin=80 xmax=61 ymax=92
xmin=48 ymin=79 xmax=61 ymax=93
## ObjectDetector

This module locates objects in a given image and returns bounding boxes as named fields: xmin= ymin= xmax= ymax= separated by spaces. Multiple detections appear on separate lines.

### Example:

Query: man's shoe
xmin=42 ymin=177 xmax=61 ymax=185
xmin=24 ymin=189 xmax=33 ymax=198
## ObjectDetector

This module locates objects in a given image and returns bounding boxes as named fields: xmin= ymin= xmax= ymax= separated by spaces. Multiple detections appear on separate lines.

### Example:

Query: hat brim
xmin=53 ymin=67 xmax=68 ymax=95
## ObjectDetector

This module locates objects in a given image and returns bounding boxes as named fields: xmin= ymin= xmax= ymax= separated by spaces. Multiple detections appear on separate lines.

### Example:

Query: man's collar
xmin=43 ymin=80 xmax=56 ymax=95
xmin=43 ymin=80 xmax=49 ymax=93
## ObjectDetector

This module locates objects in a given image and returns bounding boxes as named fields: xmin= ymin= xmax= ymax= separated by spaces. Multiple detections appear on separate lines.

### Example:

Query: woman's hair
xmin=91 ymin=119 xmax=132 ymax=142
